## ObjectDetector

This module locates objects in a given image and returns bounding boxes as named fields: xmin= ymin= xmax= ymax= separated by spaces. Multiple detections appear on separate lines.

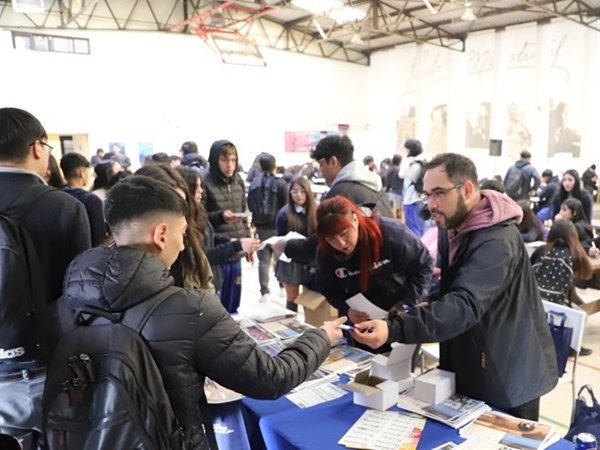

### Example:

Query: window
xmin=11 ymin=31 xmax=90 ymax=55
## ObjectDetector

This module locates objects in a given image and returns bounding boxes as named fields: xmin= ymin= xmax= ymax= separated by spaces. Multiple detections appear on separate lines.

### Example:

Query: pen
xmin=337 ymin=324 xmax=374 ymax=333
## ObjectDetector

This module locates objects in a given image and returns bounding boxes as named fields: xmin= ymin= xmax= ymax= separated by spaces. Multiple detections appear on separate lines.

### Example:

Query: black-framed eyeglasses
xmin=29 ymin=140 xmax=53 ymax=153
xmin=420 ymin=183 xmax=464 ymax=203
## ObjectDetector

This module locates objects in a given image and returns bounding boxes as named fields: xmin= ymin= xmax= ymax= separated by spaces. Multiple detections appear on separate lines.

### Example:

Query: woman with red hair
xmin=316 ymin=196 xmax=433 ymax=350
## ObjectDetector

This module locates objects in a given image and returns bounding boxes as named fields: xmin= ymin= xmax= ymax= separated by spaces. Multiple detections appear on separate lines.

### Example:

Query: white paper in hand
xmin=345 ymin=293 xmax=388 ymax=320
xmin=259 ymin=231 xmax=306 ymax=251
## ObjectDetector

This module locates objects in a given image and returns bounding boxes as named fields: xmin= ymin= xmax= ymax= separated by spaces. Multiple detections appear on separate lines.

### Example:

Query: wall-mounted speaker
xmin=489 ymin=139 xmax=502 ymax=156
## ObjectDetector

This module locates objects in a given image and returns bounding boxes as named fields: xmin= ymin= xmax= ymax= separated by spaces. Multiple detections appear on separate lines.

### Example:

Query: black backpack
xmin=43 ymin=287 xmax=186 ymax=450
xmin=247 ymin=174 xmax=278 ymax=225
xmin=0 ymin=185 xmax=53 ymax=371
xmin=532 ymin=246 xmax=573 ymax=305
xmin=411 ymin=160 xmax=425 ymax=194
xmin=504 ymin=164 xmax=529 ymax=199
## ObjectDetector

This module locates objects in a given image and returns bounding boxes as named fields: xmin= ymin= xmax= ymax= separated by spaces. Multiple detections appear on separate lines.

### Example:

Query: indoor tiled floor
xmin=238 ymin=205 xmax=600 ymax=438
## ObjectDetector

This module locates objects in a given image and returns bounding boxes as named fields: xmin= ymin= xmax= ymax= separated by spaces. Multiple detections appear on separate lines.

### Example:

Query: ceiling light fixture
xmin=461 ymin=3 xmax=477 ymax=21
xmin=328 ymin=6 xmax=367 ymax=24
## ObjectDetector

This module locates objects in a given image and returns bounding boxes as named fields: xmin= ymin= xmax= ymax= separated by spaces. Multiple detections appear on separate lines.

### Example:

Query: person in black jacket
xmin=315 ymin=195 xmax=433 ymax=353
xmin=0 ymin=107 xmax=91 ymax=450
xmin=353 ymin=153 xmax=558 ymax=421
xmin=248 ymin=153 xmax=289 ymax=301
xmin=51 ymin=175 xmax=344 ymax=450
xmin=201 ymin=140 xmax=248 ymax=312
xmin=60 ymin=152 xmax=107 ymax=246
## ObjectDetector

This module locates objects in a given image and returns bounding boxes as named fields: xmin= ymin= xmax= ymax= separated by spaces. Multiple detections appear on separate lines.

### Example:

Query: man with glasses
xmin=353 ymin=153 xmax=558 ymax=421
xmin=0 ymin=107 xmax=91 ymax=449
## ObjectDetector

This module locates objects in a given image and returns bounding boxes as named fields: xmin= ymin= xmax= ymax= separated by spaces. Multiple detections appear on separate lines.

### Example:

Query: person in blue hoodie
xmin=353 ymin=153 xmax=558 ymax=421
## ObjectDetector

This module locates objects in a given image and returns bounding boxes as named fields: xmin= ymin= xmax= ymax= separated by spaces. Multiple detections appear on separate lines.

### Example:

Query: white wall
xmin=1 ymin=20 xmax=599 ymax=178
xmin=0 ymin=29 xmax=369 ymax=171
xmin=367 ymin=21 xmax=600 ymax=179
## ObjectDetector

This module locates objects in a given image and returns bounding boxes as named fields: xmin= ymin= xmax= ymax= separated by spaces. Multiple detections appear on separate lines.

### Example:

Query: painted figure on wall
xmin=396 ymin=106 xmax=417 ymax=154
xmin=548 ymin=101 xmax=581 ymax=158
xmin=466 ymin=102 xmax=491 ymax=149
xmin=426 ymin=104 xmax=447 ymax=154
xmin=505 ymin=102 xmax=532 ymax=161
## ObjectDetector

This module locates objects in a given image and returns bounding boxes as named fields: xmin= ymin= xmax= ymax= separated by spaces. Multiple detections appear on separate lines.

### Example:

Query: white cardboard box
xmin=343 ymin=370 xmax=399 ymax=411
xmin=414 ymin=368 xmax=455 ymax=404
xmin=370 ymin=342 xmax=416 ymax=382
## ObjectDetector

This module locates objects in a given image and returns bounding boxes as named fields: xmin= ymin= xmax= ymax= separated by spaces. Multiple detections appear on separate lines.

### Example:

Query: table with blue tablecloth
xmin=241 ymin=393 xmax=575 ymax=450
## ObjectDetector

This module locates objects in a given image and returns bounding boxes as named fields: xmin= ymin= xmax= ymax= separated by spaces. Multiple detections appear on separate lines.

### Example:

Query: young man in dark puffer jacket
xmin=49 ymin=175 xmax=344 ymax=450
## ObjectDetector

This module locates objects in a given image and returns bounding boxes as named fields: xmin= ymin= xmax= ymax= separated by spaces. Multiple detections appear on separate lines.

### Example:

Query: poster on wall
xmin=396 ymin=105 xmax=417 ymax=154
xmin=418 ymin=46 xmax=450 ymax=155
xmin=425 ymin=103 xmax=448 ymax=154
xmin=464 ymin=32 xmax=494 ymax=152
xmin=284 ymin=131 xmax=337 ymax=153
xmin=465 ymin=102 xmax=491 ymax=149
xmin=547 ymin=101 xmax=580 ymax=157
xmin=138 ymin=142 xmax=155 ymax=165
xmin=499 ymin=26 xmax=537 ymax=161
xmin=544 ymin=22 xmax=584 ymax=158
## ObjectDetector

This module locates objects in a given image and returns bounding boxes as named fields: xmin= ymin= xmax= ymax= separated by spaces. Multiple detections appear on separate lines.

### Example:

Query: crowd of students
xmin=0 ymin=105 xmax=596 ymax=449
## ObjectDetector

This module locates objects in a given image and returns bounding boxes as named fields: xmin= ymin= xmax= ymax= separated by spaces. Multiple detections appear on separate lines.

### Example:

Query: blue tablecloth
xmin=241 ymin=393 xmax=575 ymax=450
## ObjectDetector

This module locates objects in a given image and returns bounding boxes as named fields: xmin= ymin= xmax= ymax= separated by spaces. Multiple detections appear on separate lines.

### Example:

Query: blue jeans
xmin=0 ymin=371 xmax=45 ymax=450
xmin=219 ymin=260 xmax=242 ymax=313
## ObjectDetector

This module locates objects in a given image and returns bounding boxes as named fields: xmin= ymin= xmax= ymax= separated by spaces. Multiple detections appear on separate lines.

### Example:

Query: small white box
xmin=343 ymin=370 xmax=399 ymax=411
xmin=370 ymin=342 xmax=416 ymax=382
xmin=414 ymin=368 xmax=455 ymax=404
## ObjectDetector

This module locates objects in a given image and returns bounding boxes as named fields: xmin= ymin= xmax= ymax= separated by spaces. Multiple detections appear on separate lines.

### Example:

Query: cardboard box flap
xmin=295 ymin=289 xmax=327 ymax=311
xmin=343 ymin=381 xmax=381 ymax=397
xmin=386 ymin=342 xmax=417 ymax=364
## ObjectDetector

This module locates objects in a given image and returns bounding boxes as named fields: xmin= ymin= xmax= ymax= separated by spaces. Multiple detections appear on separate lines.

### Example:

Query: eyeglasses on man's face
xmin=29 ymin=140 xmax=53 ymax=154
xmin=420 ymin=183 xmax=464 ymax=204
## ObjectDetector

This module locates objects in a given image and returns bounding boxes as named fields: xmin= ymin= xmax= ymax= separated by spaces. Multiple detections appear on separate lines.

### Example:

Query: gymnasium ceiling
xmin=0 ymin=0 xmax=599 ymax=65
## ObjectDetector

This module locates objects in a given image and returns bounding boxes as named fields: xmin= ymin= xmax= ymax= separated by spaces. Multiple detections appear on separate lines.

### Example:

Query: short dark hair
xmin=392 ymin=154 xmax=402 ymax=166
xmin=60 ymin=152 xmax=90 ymax=179
xmin=259 ymin=153 xmax=276 ymax=173
xmin=404 ymin=139 xmax=423 ymax=157
xmin=0 ymin=107 xmax=47 ymax=163
xmin=310 ymin=135 xmax=354 ymax=167
xmin=104 ymin=175 xmax=187 ymax=234
xmin=541 ymin=169 xmax=553 ymax=178
xmin=520 ymin=150 xmax=531 ymax=159
xmin=479 ymin=177 xmax=505 ymax=193
xmin=425 ymin=153 xmax=479 ymax=186
xmin=180 ymin=141 xmax=198 ymax=155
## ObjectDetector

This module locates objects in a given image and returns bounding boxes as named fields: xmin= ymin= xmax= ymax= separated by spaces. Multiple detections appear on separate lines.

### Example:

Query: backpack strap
xmin=3 ymin=184 xmax=55 ymax=218
xmin=120 ymin=286 xmax=180 ymax=332
xmin=123 ymin=286 xmax=219 ymax=450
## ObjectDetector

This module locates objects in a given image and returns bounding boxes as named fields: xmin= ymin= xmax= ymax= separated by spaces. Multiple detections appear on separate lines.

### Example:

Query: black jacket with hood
xmin=201 ymin=140 xmax=247 ymax=239
xmin=52 ymin=246 xmax=331 ymax=450
xmin=386 ymin=190 xmax=558 ymax=410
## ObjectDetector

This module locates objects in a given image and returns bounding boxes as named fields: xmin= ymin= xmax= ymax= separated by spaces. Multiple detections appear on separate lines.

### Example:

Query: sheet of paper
xmin=259 ymin=231 xmax=306 ymax=250
xmin=285 ymin=382 xmax=347 ymax=408
xmin=345 ymin=293 xmax=388 ymax=320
